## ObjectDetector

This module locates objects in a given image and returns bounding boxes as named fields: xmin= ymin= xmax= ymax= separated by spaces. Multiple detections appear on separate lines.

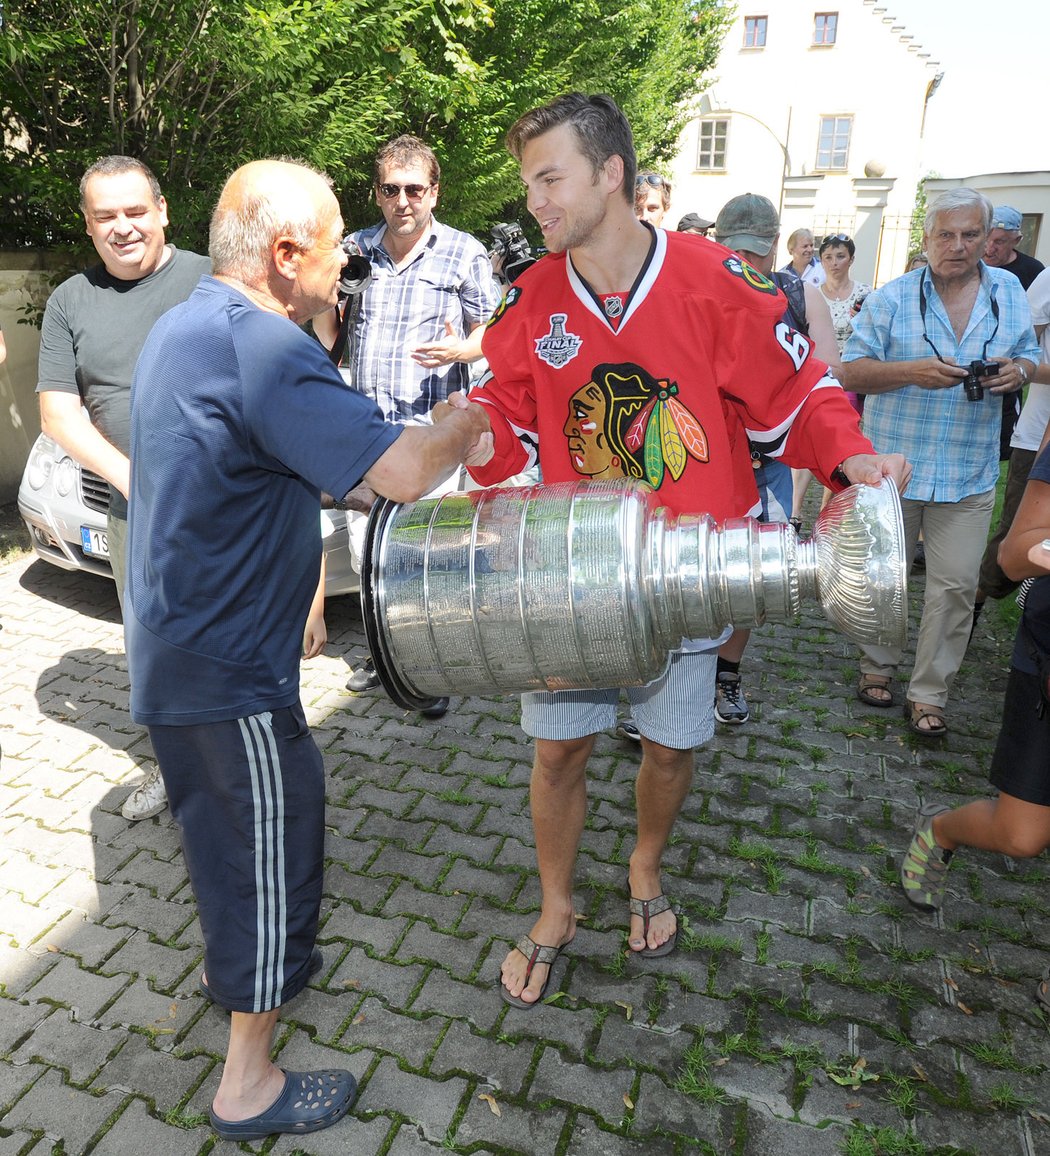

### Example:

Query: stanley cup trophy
xmin=360 ymin=477 xmax=907 ymax=713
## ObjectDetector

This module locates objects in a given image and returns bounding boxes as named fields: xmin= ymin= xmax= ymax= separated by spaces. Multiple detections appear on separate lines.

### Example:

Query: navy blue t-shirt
xmin=1013 ymin=442 xmax=1050 ymax=675
xmin=126 ymin=276 xmax=400 ymax=726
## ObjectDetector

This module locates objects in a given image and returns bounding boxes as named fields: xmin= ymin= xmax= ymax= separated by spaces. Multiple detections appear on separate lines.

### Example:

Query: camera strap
xmin=918 ymin=267 xmax=999 ymax=362
xmin=328 ymin=295 xmax=359 ymax=367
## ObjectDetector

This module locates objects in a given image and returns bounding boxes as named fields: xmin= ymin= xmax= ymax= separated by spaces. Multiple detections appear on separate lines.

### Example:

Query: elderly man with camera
xmin=315 ymin=134 xmax=501 ymax=699
xmin=843 ymin=188 xmax=1039 ymax=739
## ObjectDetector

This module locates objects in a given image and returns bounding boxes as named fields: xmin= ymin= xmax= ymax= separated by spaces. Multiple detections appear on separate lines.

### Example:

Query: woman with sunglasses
xmin=818 ymin=234 xmax=872 ymax=412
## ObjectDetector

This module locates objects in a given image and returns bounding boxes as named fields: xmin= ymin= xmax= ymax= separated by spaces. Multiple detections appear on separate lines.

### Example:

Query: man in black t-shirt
xmin=36 ymin=156 xmax=210 ymax=822
xmin=983 ymin=207 xmax=1045 ymax=458
xmin=985 ymin=205 xmax=1045 ymax=291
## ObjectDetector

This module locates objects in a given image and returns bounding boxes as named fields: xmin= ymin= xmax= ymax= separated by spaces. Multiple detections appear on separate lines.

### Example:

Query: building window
xmin=697 ymin=119 xmax=729 ymax=171
xmin=816 ymin=115 xmax=851 ymax=170
xmin=743 ymin=16 xmax=767 ymax=48
xmin=813 ymin=12 xmax=837 ymax=45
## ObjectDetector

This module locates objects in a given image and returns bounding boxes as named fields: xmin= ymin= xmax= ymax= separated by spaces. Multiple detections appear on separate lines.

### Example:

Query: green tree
xmin=1 ymin=0 xmax=730 ymax=253
xmin=382 ymin=0 xmax=731 ymax=236
xmin=1 ymin=0 xmax=488 ymax=249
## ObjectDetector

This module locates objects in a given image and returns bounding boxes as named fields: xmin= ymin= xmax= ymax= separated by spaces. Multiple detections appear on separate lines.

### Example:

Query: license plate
xmin=81 ymin=525 xmax=110 ymax=558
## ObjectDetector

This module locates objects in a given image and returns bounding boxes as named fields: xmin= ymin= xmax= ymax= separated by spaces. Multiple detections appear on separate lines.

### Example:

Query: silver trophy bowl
xmin=360 ymin=477 xmax=906 ymax=711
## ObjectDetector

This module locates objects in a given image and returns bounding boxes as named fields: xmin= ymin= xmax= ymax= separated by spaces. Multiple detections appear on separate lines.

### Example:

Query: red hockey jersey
xmin=467 ymin=229 xmax=872 ymax=523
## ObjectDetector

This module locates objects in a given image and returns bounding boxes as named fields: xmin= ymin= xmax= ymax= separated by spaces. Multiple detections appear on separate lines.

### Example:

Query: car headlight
xmin=26 ymin=440 xmax=56 ymax=490
xmin=54 ymin=456 xmax=76 ymax=496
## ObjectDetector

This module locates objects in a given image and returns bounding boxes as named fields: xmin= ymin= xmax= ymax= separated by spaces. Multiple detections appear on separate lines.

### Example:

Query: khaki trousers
xmin=859 ymin=489 xmax=995 ymax=707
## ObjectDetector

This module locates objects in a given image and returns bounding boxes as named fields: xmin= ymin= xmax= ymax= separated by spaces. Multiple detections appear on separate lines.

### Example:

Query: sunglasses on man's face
xmin=377 ymin=182 xmax=433 ymax=200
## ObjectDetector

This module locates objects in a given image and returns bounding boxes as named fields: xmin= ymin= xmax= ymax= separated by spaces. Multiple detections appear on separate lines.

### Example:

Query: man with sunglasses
xmin=634 ymin=171 xmax=671 ymax=227
xmin=843 ymin=188 xmax=1039 ymax=739
xmin=315 ymin=135 xmax=501 ymax=698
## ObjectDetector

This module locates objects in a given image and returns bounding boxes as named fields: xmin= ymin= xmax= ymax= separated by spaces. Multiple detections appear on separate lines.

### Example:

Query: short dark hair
xmin=374 ymin=135 xmax=440 ymax=187
xmin=79 ymin=156 xmax=163 ymax=212
xmin=819 ymin=233 xmax=855 ymax=259
xmin=506 ymin=93 xmax=636 ymax=205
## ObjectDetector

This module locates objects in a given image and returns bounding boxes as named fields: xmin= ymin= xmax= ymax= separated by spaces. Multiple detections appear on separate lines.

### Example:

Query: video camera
xmin=491 ymin=222 xmax=537 ymax=283
xmin=962 ymin=359 xmax=998 ymax=402
xmin=338 ymin=237 xmax=372 ymax=302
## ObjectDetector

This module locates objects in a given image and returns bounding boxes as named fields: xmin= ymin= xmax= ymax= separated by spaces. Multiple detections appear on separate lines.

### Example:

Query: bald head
xmin=209 ymin=159 xmax=338 ymax=284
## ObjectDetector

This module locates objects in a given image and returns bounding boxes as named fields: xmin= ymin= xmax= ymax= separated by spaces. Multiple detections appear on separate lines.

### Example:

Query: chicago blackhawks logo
xmin=563 ymin=363 xmax=709 ymax=488
xmin=486 ymin=285 xmax=522 ymax=328
xmin=722 ymin=255 xmax=778 ymax=296
xmin=535 ymin=313 xmax=583 ymax=368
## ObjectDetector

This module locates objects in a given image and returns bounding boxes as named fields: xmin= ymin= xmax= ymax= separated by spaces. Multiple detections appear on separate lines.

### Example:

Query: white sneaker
xmin=121 ymin=769 xmax=168 ymax=821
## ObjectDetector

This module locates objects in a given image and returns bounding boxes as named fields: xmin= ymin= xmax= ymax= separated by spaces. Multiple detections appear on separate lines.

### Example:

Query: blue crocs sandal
xmin=209 ymin=1069 xmax=357 ymax=1140
xmin=199 ymin=947 xmax=324 ymax=1005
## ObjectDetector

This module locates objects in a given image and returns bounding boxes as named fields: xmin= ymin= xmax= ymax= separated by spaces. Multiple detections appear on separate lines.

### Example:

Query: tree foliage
xmin=1 ymin=0 xmax=730 ymax=255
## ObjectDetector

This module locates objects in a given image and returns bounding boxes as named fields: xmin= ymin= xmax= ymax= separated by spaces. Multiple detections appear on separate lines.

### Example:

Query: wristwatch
xmin=1017 ymin=360 xmax=1030 ymax=387
xmin=831 ymin=464 xmax=851 ymax=489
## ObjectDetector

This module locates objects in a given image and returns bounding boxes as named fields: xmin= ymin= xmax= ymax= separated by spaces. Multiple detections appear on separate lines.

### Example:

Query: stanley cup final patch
xmin=535 ymin=313 xmax=583 ymax=369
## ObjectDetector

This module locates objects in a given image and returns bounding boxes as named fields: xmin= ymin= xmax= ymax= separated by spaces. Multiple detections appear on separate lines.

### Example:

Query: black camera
xmin=491 ymin=222 xmax=537 ymax=283
xmin=337 ymin=237 xmax=372 ymax=301
xmin=961 ymin=359 xmax=998 ymax=402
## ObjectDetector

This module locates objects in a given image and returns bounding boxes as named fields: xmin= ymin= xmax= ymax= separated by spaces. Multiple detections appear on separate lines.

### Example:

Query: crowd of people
xmin=30 ymin=92 xmax=1050 ymax=1142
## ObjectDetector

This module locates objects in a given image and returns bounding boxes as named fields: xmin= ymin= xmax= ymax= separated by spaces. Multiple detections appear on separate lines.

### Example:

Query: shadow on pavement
xmin=19 ymin=558 xmax=119 ymax=623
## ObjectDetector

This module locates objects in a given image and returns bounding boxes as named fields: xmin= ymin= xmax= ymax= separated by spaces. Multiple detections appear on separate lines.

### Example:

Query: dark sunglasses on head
xmin=821 ymin=233 xmax=851 ymax=245
xmin=377 ymin=182 xmax=433 ymax=200
xmin=636 ymin=173 xmax=669 ymax=190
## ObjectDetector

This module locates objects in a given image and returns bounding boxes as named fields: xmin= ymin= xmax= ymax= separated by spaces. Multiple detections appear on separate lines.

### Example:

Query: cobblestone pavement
xmin=1 ymin=551 xmax=1049 ymax=1156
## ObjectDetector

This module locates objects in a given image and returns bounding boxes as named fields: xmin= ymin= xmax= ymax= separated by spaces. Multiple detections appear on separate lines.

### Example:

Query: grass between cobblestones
xmin=1 ymin=514 xmax=1049 ymax=1154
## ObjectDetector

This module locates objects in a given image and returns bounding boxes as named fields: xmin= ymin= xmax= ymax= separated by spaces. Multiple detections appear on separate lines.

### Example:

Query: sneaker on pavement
xmin=121 ymin=769 xmax=168 ymax=821
xmin=900 ymin=803 xmax=952 ymax=911
xmin=616 ymin=719 xmax=642 ymax=742
xmin=714 ymin=673 xmax=750 ymax=725
xmin=346 ymin=655 xmax=381 ymax=693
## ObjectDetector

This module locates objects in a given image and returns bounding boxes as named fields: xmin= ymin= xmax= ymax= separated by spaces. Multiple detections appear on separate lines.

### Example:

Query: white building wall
xmin=667 ymin=0 xmax=940 ymax=285
xmin=925 ymin=173 xmax=1050 ymax=268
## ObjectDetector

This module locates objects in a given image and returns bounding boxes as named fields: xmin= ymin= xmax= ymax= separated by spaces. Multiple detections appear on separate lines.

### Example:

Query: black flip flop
xmin=628 ymin=878 xmax=678 ymax=959
xmin=500 ymin=934 xmax=568 ymax=1010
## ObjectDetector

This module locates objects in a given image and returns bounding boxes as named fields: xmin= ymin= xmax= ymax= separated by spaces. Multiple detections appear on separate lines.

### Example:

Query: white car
xmin=17 ymin=433 xmax=361 ymax=597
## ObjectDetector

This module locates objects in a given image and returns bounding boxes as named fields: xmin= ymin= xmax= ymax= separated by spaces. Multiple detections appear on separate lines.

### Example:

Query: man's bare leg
xmin=628 ymin=740 xmax=694 ymax=952
xmin=211 ymin=1009 xmax=284 ymax=1122
xmin=500 ymin=735 xmax=593 ymax=1004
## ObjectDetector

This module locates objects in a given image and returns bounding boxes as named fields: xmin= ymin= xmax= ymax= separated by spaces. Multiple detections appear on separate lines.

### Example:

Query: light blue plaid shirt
xmin=844 ymin=264 xmax=1039 ymax=501
xmin=346 ymin=218 xmax=502 ymax=424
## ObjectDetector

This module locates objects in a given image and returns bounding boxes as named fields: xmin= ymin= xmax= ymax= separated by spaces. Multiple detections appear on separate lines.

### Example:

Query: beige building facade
xmin=667 ymin=0 xmax=941 ymax=286
xmin=925 ymin=172 xmax=1049 ymax=267
xmin=0 ymin=256 xmax=59 ymax=500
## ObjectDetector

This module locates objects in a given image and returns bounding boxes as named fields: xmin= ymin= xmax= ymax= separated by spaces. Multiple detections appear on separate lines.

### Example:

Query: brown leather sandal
xmin=857 ymin=673 xmax=894 ymax=708
xmin=904 ymin=700 xmax=948 ymax=739
xmin=1036 ymin=968 xmax=1050 ymax=1014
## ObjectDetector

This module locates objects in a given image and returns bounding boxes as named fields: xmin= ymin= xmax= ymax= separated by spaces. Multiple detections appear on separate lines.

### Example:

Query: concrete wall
xmin=0 ymin=253 xmax=65 ymax=502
